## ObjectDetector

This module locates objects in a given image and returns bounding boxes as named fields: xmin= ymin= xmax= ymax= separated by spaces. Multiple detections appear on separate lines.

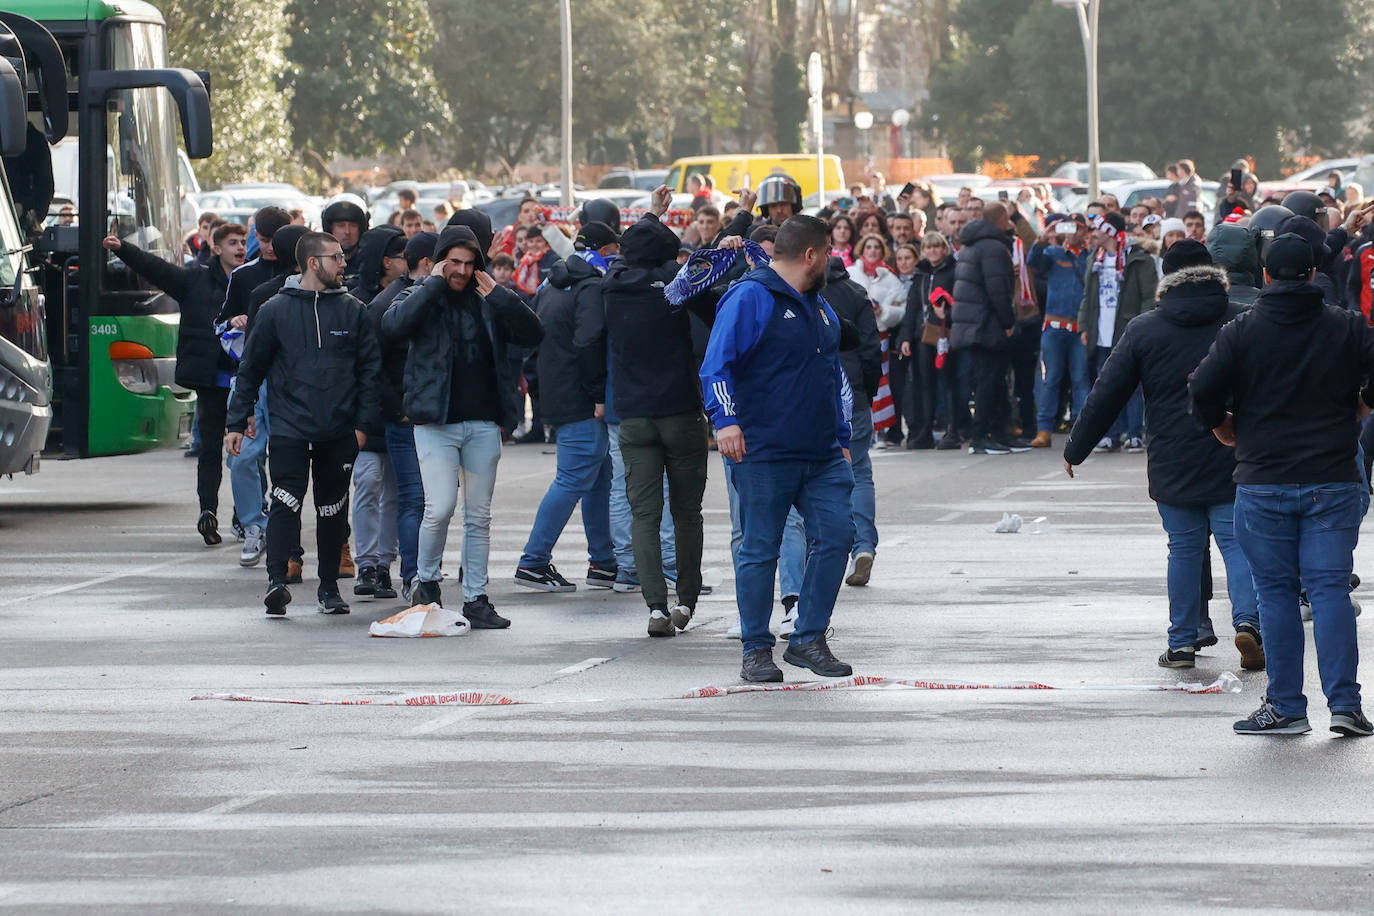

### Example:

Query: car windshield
xmin=106 ymin=22 xmax=182 ymax=269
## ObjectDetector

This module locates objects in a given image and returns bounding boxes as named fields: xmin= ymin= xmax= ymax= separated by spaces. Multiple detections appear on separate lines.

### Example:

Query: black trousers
xmin=265 ymin=434 xmax=358 ymax=586
xmin=887 ymin=353 xmax=909 ymax=441
xmin=1009 ymin=319 xmax=1042 ymax=434
xmin=192 ymin=386 xmax=229 ymax=513
xmin=970 ymin=345 xmax=1011 ymax=442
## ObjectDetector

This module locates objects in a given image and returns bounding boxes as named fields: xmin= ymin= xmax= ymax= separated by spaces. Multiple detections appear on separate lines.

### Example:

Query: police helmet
xmin=757 ymin=174 xmax=803 ymax=216
xmin=1280 ymin=190 xmax=1323 ymax=221
xmin=580 ymin=198 xmax=622 ymax=230
xmin=321 ymin=193 xmax=371 ymax=234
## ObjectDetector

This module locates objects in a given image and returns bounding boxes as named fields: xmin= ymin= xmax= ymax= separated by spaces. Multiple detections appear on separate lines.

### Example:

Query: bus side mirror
xmin=86 ymin=68 xmax=213 ymax=160
xmin=0 ymin=11 xmax=68 ymax=143
xmin=0 ymin=56 xmax=25 ymax=157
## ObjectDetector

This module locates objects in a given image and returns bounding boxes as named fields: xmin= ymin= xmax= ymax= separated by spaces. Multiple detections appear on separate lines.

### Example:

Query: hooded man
xmin=1067 ymin=240 xmax=1259 ymax=671
xmin=1205 ymin=223 xmax=1261 ymax=308
xmin=382 ymin=224 xmax=543 ymax=626
xmin=224 ymin=231 xmax=382 ymax=617
xmin=352 ymin=225 xmax=407 ymax=306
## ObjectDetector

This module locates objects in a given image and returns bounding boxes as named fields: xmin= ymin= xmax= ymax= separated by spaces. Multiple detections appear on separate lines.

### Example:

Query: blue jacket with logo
xmin=1026 ymin=242 xmax=1090 ymax=321
xmin=700 ymin=266 xmax=852 ymax=463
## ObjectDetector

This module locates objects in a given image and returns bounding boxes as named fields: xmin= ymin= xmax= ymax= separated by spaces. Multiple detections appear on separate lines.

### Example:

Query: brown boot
xmin=1030 ymin=430 xmax=1052 ymax=448
xmin=285 ymin=557 xmax=304 ymax=584
xmin=338 ymin=542 xmax=356 ymax=578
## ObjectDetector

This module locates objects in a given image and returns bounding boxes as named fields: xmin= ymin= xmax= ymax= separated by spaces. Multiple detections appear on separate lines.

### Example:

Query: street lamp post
xmin=807 ymin=52 xmax=824 ymax=207
xmin=853 ymin=110 xmax=874 ymax=168
xmin=891 ymin=109 xmax=910 ymax=161
xmin=1054 ymin=0 xmax=1100 ymax=202
xmin=558 ymin=0 xmax=573 ymax=208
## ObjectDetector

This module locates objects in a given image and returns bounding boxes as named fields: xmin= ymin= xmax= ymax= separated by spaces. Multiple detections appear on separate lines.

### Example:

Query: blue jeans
xmin=413 ymin=420 xmax=503 ymax=602
xmin=1036 ymin=327 xmax=1090 ymax=434
xmin=1092 ymin=346 xmax=1143 ymax=440
xmin=1155 ymin=502 xmax=1259 ymax=649
xmin=848 ymin=408 xmax=877 ymax=556
xmin=1235 ymin=483 xmax=1363 ymax=718
xmin=385 ymin=422 xmax=423 ymax=586
xmin=520 ymin=417 xmax=614 ymax=568
xmin=732 ymin=456 xmax=855 ymax=653
xmin=225 ymin=380 xmax=269 ymax=530
xmin=724 ymin=458 xmax=805 ymax=598
xmin=607 ymin=421 xmax=675 ymax=578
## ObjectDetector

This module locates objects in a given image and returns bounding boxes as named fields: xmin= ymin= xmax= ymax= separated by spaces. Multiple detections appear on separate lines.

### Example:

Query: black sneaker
xmin=317 ymin=585 xmax=350 ymax=615
xmin=1158 ymin=646 xmax=1195 ymax=668
xmin=353 ymin=566 xmax=377 ymax=597
xmin=1234 ymin=698 xmax=1311 ymax=735
xmin=905 ymin=435 xmax=935 ymax=450
xmin=647 ymin=605 xmax=675 ymax=638
xmin=782 ymin=635 xmax=853 ymax=677
xmin=372 ymin=567 xmax=397 ymax=600
xmin=998 ymin=437 xmax=1033 ymax=453
xmin=411 ymin=579 xmax=442 ymax=608
xmin=197 ymin=509 xmax=222 ymax=546
xmin=1234 ymin=622 xmax=1265 ymax=670
xmin=463 ymin=595 xmax=510 ymax=629
xmin=968 ymin=438 xmax=1011 ymax=456
xmin=1195 ymin=628 xmax=1219 ymax=650
xmin=514 ymin=563 xmax=576 ymax=592
xmin=586 ymin=563 xmax=618 ymax=589
xmin=741 ymin=648 xmax=783 ymax=683
xmin=1330 ymin=708 xmax=1374 ymax=737
xmin=264 ymin=580 xmax=291 ymax=617
xmin=936 ymin=436 xmax=963 ymax=451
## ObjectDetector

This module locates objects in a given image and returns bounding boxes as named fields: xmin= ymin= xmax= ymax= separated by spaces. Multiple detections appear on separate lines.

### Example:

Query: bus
xmin=2 ymin=1 xmax=211 ymax=458
xmin=0 ymin=15 xmax=51 ymax=475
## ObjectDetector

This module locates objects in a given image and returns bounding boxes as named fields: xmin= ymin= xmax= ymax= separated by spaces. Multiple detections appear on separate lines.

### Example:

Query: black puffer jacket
xmin=901 ymin=255 xmax=957 ymax=348
xmin=225 ymin=276 xmax=382 ymax=440
xmin=382 ymin=274 xmax=543 ymax=429
xmin=1065 ymin=264 xmax=1241 ymax=505
xmin=822 ymin=256 xmax=881 ymax=401
xmin=535 ymin=255 xmax=608 ymax=425
xmin=950 ymin=219 xmax=1014 ymax=351
xmin=116 ymin=241 xmax=233 ymax=388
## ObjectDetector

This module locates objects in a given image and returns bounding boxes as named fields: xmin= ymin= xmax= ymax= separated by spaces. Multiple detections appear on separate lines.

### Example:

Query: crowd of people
xmin=127 ymin=154 xmax=1374 ymax=727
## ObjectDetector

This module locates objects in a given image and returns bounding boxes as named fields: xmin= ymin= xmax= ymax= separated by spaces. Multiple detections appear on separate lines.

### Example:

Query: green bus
xmin=3 ymin=0 xmax=210 ymax=458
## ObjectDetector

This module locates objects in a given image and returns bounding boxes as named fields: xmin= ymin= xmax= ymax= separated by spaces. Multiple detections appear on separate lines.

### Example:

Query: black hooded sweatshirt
xmin=1066 ymin=264 xmax=1241 ymax=505
xmin=822 ymin=256 xmax=882 ymax=402
xmin=240 ymin=226 xmax=309 ymax=332
xmin=534 ymin=255 xmax=608 ymax=425
xmin=352 ymin=225 xmax=406 ymax=305
xmin=1189 ymin=278 xmax=1374 ymax=485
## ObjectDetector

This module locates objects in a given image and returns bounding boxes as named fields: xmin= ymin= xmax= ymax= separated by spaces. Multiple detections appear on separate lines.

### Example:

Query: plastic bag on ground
xmin=369 ymin=604 xmax=471 ymax=638
xmin=994 ymin=512 xmax=1023 ymax=534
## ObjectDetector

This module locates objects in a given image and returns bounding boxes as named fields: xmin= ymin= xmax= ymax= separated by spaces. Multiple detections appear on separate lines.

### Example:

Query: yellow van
xmin=664 ymin=154 xmax=846 ymax=202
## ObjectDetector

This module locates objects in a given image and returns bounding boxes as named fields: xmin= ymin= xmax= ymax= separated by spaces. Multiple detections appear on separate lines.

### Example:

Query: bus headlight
xmin=109 ymin=341 xmax=159 ymax=395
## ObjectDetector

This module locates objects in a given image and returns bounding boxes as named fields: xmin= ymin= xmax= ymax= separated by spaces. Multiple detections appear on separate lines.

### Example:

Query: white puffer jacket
xmin=847 ymin=261 xmax=907 ymax=331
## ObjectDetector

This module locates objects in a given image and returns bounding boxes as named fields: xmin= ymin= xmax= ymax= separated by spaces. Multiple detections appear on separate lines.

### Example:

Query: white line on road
xmin=194 ymin=791 xmax=276 ymax=819
xmin=0 ymin=552 xmax=206 ymax=608
xmin=936 ymin=511 xmax=965 ymax=522
xmin=555 ymin=657 xmax=612 ymax=675
xmin=406 ymin=707 xmax=480 ymax=736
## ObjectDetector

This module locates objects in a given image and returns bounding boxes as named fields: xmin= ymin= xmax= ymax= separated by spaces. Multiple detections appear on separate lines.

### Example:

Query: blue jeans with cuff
xmin=519 ymin=417 xmax=614 ymax=568
xmin=1155 ymin=501 xmax=1258 ymax=649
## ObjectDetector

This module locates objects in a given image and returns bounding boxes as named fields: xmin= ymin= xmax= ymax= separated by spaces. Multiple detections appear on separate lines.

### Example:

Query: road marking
xmin=407 ymin=708 xmax=480 ymax=735
xmin=555 ymin=657 xmax=612 ymax=675
xmin=936 ymin=511 xmax=965 ymax=522
xmin=195 ymin=791 xmax=275 ymax=818
xmin=0 ymin=553 xmax=206 ymax=608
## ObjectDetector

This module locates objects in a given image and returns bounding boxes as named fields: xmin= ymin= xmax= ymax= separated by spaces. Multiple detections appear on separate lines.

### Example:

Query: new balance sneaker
xmin=1234 ymin=622 xmax=1265 ymax=671
xmin=197 ymin=509 xmax=221 ymax=546
xmin=586 ymin=563 xmax=618 ymax=589
xmin=845 ymin=552 xmax=874 ymax=587
xmin=670 ymin=603 xmax=694 ymax=631
xmin=1158 ymin=646 xmax=1196 ymax=668
xmin=1330 ymin=708 xmax=1374 ymax=737
xmin=372 ymin=567 xmax=397 ymax=600
xmin=317 ymin=585 xmax=350 ymax=615
xmin=1126 ymin=437 xmax=1145 ymax=452
xmin=463 ymin=595 xmax=510 ymax=629
xmin=353 ymin=566 xmax=378 ymax=597
xmin=264 ymin=580 xmax=291 ymax=617
xmin=411 ymin=579 xmax=442 ymax=607
xmin=647 ymin=606 xmax=675 ymax=638
xmin=239 ymin=526 xmax=265 ymax=568
xmin=514 ymin=564 xmax=576 ymax=592
xmin=1234 ymin=698 xmax=1311 ymax=735
xmin=613 ymin=573 xmax=641 ymax=594
xmin=778 ymin=595 xmax=799 ymax=638
xmin=968 ymin=438 xmax=1011 ymax=456
xmin=338 ymin=542 xmax=355 ymax=578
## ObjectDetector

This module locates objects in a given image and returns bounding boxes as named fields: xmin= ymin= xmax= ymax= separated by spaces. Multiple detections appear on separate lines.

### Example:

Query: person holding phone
xmin=1025 ymin=216 xmax=1092 ymax=448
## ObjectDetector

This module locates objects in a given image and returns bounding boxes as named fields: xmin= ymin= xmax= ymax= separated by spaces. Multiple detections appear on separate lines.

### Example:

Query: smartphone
xmin=900 ymin=181 xmax=917 ymax=199
xmin=1055 ymin=221 xmax=1076 ymax=234
xmin=1230 ymin=167 xmax=1244 ymax=191
xmin=998 ymin=189 xmax=1010 ymax=201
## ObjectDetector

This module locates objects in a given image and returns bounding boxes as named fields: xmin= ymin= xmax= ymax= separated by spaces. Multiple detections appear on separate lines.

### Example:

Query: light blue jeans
xmin=607 ymin=421 xmax=675 ymax=578
xmin=225 ymin=379 xmax=269 ymax=531
xmin=725 ymin=457 xmax=805 ymax=598
xmin=414 ymin=420 xmax=503 ymax=602
xmin=848 ymin=407 xmax=877 ymax=557
xmin=519 ymin=417 xmax=614 ymax=568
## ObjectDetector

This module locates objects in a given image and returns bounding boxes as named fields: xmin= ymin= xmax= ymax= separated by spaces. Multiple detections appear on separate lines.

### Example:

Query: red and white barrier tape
xmin=191 ymin=672 xmax=1241 ymax=708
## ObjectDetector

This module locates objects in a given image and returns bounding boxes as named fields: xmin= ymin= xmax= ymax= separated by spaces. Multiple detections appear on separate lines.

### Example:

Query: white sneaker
xmin=1093 ymin=437 xmax=1114 ymax=453
xmin=725 ymin=619 xmax=742 ymax=639
xmin=239 ymin=526 xmax=264 ymax=568
xmin=779 ymin=607 xmax=798 ymax=637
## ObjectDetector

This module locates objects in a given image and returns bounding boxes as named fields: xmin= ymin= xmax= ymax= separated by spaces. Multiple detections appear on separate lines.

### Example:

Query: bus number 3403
xmin=91 ymin=322 xmax=121 ymax=336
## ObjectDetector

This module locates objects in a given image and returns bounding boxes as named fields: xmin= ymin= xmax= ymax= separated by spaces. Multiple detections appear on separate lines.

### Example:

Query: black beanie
xmin=1265 ymin=232 xmax=1316 ymax=280
xmin=270 ymin=225 xmax=307 ymax=274
xmin=1161 ymin=238 xmax=1212 ymax=275
xmin=404 ymin=231 xmax=437 ymax=269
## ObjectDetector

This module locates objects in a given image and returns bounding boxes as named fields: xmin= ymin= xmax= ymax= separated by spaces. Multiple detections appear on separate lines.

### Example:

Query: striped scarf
xmin=872 ymin=329 xmax=895 ymax=431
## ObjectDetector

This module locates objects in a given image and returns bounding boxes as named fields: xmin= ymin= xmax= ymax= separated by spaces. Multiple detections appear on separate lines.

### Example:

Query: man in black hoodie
xmin=225 ymin=232 xmax=382 ymax=618
xmin=513 ymin=221 xmax=618 ymax=593
xmin=1190 ymin=232 xmax=1374 ymax=737
xmin=102 ymin=221 xmax=247 ymax=546
xmin=1066 ymin=240 xmax=1260 ymax=672
xmin=382 ymin=225 xmax=543 ymax=627
xmin=603 ymin=185 xmax=713 ymax=637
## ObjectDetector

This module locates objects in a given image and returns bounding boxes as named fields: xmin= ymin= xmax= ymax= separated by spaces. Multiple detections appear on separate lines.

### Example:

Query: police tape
xmin=190 ymin=671 xmax=1241 ymax=708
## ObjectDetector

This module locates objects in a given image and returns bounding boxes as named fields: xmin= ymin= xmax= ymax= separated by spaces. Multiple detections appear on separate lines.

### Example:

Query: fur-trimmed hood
xmin=1156 ymin=264 xmax=1231 ymax=327
xmin=1132 ymin=236 xmax=1161 ymax=258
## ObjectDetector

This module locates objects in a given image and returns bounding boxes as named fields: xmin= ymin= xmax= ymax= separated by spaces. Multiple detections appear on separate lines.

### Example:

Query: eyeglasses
xmin=314 ymin=252 xmax=347 ymax=263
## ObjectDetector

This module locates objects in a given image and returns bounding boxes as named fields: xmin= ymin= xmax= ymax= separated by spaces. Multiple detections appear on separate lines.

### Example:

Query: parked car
xmin=1065 ymin=178 xmax=1221 ymax=225
xmin=1286 ymin=158 xmax=1360 ymax=184
xmin=1051 ymin=161 xmax=1157 ymax=183
xmin=597 ymin=168 xmax=668 ymax=191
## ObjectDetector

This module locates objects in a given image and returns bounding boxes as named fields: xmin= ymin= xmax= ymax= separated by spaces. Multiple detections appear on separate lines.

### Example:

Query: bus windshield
xmin=0 ymin=169 xmax=42 ymax=360
xmin=105 ymin=21 xmax=182 ymax=270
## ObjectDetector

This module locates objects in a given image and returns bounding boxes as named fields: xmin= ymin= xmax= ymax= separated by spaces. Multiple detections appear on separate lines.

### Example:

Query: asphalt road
xmin=3 ymin=440 xmax=1373 ymax=913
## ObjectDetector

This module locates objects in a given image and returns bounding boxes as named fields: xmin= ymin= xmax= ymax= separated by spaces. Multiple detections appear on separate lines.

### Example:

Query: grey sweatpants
xmin=352 ymin=449 xmax=398 ymax=569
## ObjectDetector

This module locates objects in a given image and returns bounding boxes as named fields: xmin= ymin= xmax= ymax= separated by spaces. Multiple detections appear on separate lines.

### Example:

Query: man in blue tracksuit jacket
xmin=700 ymin=215 xmax=856 ymax=683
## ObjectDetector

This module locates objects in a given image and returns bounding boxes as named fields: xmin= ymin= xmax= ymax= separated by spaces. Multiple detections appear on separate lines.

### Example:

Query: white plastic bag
xmin=369 ymin=604 xmax=471 ymax=638
xmin=994 ymin=512 xmax=1023 ymax=534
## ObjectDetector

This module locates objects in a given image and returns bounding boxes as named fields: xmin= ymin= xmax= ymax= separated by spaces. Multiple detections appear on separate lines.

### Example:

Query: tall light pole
xmin=559 ymin=0 xmax=573 ymax=207
xmin=853 ymin=110 xmax=874 ymax=168
xmin=1055 ymin=0 xmax=1100 ymax=202
xmin=807 ymin=52 xmax=824 ymax=206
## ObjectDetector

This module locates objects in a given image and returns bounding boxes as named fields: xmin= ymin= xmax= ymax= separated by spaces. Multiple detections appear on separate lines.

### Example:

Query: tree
xmin=280 ymin=0 xmax=443 ymax=180
xmin=161 ymin=0 xmax=297 ymax=187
